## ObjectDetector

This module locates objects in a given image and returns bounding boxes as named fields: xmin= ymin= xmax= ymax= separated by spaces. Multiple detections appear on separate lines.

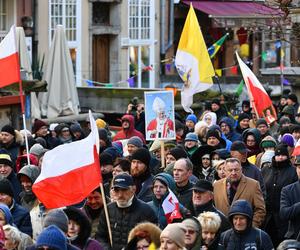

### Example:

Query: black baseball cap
xmin=112 ymin=174 xmax=134 ymax=189
xmin=192 ymin=179 xmax=213 ymax=192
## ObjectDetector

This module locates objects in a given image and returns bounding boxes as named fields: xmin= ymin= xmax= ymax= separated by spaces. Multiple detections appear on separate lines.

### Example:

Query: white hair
xmin=3 ymin=225 xmax=21 ymax=244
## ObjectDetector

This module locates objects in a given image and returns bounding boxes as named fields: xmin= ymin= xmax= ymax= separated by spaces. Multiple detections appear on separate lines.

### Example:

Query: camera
xmin=130 ymin=97 xmax=139 ymax=111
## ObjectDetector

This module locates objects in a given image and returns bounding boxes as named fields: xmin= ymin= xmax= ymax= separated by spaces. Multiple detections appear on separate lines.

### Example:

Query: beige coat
xmin=213 ymin=175 xmax=266 ymax=228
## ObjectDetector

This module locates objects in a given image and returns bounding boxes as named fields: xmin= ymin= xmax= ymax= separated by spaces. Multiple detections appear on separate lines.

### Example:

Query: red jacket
xmin=113 ymin=114 xmax=146 ymax=143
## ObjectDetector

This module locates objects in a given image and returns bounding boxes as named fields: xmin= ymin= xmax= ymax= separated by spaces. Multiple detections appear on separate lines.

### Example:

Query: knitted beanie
xmin=182 ymin=218 xmax=201 ymax=233
xmin=186 ymin=114 xmax=197 ymax=124
xmin=70 ymin=123 xmax=82 ymax=133
xmin=282 ymin=105 xmax=295 ymax=116
xmin=256 ymin=118 xmax=268 ymax=127
xmin=0 ymin=179 xmax=14 ymax=198
xmin=1 ymin=125 xmax=15 ymax=137
xmin=32 ymin=119 xmax=47 ymax=134
xmin=98 ymin=128 xmax=108 ymax=141
xmin=29 ymin=143 xmax=46 ymax=157
xmin=184 ymin=133 xmax=198 ymax=142
xmin=96 ymin=119 xmax=107 ymax=129
xmin=168 ymin=147 xmax=188 ymax=160
xmin=131 ymin=148 xmax=151 ymax=167
xmin=275 ymin=143 xmax=289 ymax=157
xmin=127 ymin=136 xmax=143 ymax=148
xmin=100 ymin=152 xmax=114 ymax=166
xmin=160 ymin=223 xmax=186 ymax=248
xmin=206 ymin=129 xmax=221 ymax=141
xmin=281 ymin=133 xmax=295 ymax=147
xmin=43 ymin=209 xmax=69 ymax=233
xmin=112 ymin=141 xmax=123 ymax=156
xmin=36 ymin=225 xmax=67 ymax=250
xmin=238 ymin=113 xmax=250 ymax=123
xmin=260 ymin=136 xmax=277 ymax=149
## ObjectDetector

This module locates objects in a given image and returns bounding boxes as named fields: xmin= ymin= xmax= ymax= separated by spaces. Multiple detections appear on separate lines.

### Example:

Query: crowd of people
xmin=0 ymin=93 xmax=299 ymax=250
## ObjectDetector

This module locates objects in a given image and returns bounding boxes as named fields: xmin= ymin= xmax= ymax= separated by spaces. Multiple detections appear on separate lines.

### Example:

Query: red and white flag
xmin=292 ymin=139 xmax=300 ymax=156
xmin=162 ymin=189 xmax=182 ymax=223
xmin=32 ymin=111 xmax=102 ymax=208
xmin=0 ymin=25 xmax=20 ymax=87
xmin=236 ymin=52 xmax=277 ymax=124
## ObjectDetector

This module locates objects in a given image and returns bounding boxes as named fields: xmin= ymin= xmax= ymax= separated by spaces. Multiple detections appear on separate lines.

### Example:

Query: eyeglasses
xmin=185 ymin=229 xmax=196 ymax=234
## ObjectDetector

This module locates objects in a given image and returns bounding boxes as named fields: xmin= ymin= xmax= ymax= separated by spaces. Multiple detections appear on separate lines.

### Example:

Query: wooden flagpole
xmin=100 ymin=183 xmax=113 ymax=246
xmin=160 ymin=141 xmax=165 ymax=170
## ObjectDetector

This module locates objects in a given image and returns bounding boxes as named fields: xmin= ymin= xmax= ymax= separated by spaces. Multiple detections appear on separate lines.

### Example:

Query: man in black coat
xmin=280 ymin=156 xmax=300 ymax=240
xmin=95 ymin=174 xmax=157 ymax=250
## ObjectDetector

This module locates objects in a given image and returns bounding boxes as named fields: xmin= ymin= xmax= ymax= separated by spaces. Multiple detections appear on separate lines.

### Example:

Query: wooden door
xmin=93 ymin=35 xmax=109 ymax=83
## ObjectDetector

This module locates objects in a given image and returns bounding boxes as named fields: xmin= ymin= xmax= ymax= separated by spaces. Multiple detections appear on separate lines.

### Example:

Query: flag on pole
xmin=0 ymin=25 xmax=21 ymax=87
xmin=208 ymin=33 xmax=229 ymax=59
xmin=162 ymin=189 xmax=182 ymax=223
xmin=32 ymin=111 xmax=102 ymax=208
xmin=175 ymin=4 xmax=215 ymax=113
xmin=236 ymin=52 xmax=277 ymax=124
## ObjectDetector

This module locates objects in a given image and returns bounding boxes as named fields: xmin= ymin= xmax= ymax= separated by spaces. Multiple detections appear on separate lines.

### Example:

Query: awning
xmin=183 ymin=1 xmax=282 ymax=18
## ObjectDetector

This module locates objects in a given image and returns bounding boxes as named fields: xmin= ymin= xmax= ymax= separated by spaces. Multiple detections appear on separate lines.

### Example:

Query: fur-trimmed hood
xmin=127 ymin=222 xmax=162 ymax=248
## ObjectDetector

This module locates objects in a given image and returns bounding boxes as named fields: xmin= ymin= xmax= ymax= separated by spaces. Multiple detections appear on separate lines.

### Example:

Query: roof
xmin=183 ymin=1 xmax=282 ymax=18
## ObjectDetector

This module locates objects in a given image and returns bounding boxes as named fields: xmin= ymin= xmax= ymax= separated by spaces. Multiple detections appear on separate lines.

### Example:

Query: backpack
xmin=221 ymin=228 xmax=262 ymax=249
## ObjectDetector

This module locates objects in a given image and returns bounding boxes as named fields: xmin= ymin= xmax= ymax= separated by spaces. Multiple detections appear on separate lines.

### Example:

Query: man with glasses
xmin=213 ymin=158 xmax=266 ymax=228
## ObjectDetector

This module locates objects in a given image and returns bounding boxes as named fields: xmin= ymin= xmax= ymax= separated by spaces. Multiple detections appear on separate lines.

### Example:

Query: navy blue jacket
xmin=280 ymin=180 xmax=300 ymax=240
xmin=10 ymin=200 xmax=32 ymax=237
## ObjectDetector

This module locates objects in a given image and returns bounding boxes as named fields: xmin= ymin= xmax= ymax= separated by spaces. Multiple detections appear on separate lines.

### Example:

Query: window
xmin=50 ymin=0 xmax=76 ymax=42
xmin=128 ymin=0 xmax=154 ymax=88
xmin=49 ymin=0 xmax=81 ymax=85
xmin=129 ymin=0 xmax=151 ymax=41
xmin=0 ymin=0 xmax=6 ymax=31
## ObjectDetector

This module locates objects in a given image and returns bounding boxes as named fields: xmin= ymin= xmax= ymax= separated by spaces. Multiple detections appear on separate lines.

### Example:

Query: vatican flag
xmin=175 ymin=4 xmax=215 ymax=113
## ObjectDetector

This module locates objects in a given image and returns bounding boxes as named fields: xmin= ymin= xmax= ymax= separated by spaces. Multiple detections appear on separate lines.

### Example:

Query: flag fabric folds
xmin=0 ymin=25 xmax=20 ymax=87
xmin=32 ymin=111 xmax=101 ymax=208
xmin=292 ymin=139 xmax=300 ymax=156
xmin=162 ymin=189 xmax=182 ymax=223
xmin=236 ymin=52 xmax=277 ymax=124
xmin=175 ymin=4 xmax=215 ymax=113
xmin=208 ymin=33 xmax=228 ymax=59
xmin=236 ymin=79 xmax=244 ymax=97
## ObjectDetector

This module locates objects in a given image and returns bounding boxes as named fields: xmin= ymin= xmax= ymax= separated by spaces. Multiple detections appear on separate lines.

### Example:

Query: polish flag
xmin=236 ymin=52 xmax=277 ymax=123
xmin=162 ymin=189 xmax=182 ymax=223
xmin=32 ymin=111 xmax=102 ymax=208
xmin=0 ymin=25 xmax=20 ymax=87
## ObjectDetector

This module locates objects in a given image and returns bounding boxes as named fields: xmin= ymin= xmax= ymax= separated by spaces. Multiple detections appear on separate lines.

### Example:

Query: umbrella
xmin=39 ymin=25 xmax=79 ymax=118
xmin=16 ymin=27 xmax=41 ymax=119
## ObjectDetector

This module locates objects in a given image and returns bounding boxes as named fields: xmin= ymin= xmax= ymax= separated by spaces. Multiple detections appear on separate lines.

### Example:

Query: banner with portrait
xmin=144 ymin=91 xmax=175 ymax=141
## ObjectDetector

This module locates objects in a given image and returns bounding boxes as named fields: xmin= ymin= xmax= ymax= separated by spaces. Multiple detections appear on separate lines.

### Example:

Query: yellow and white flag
xmin=175 ymin=4 xmax=215 ymax=113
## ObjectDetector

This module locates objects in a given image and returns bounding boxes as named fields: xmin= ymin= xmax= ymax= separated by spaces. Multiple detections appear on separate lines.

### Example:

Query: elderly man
xmin=95 ymin=173 xmax=157 ymax=250
xmin=191 ymin=179 xmax=230 ymax=233
xmin=213 ymin=158 xmax=266 ymax=228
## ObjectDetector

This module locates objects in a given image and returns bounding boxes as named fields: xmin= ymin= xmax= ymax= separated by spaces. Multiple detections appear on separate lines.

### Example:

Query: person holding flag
xmin=148 ymin=173 xmax=190 ymax=229
xmin=175 ymin=4 xmax=215 ymax=113
xmin=236 ymin=52 xmax=277 ymax=125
